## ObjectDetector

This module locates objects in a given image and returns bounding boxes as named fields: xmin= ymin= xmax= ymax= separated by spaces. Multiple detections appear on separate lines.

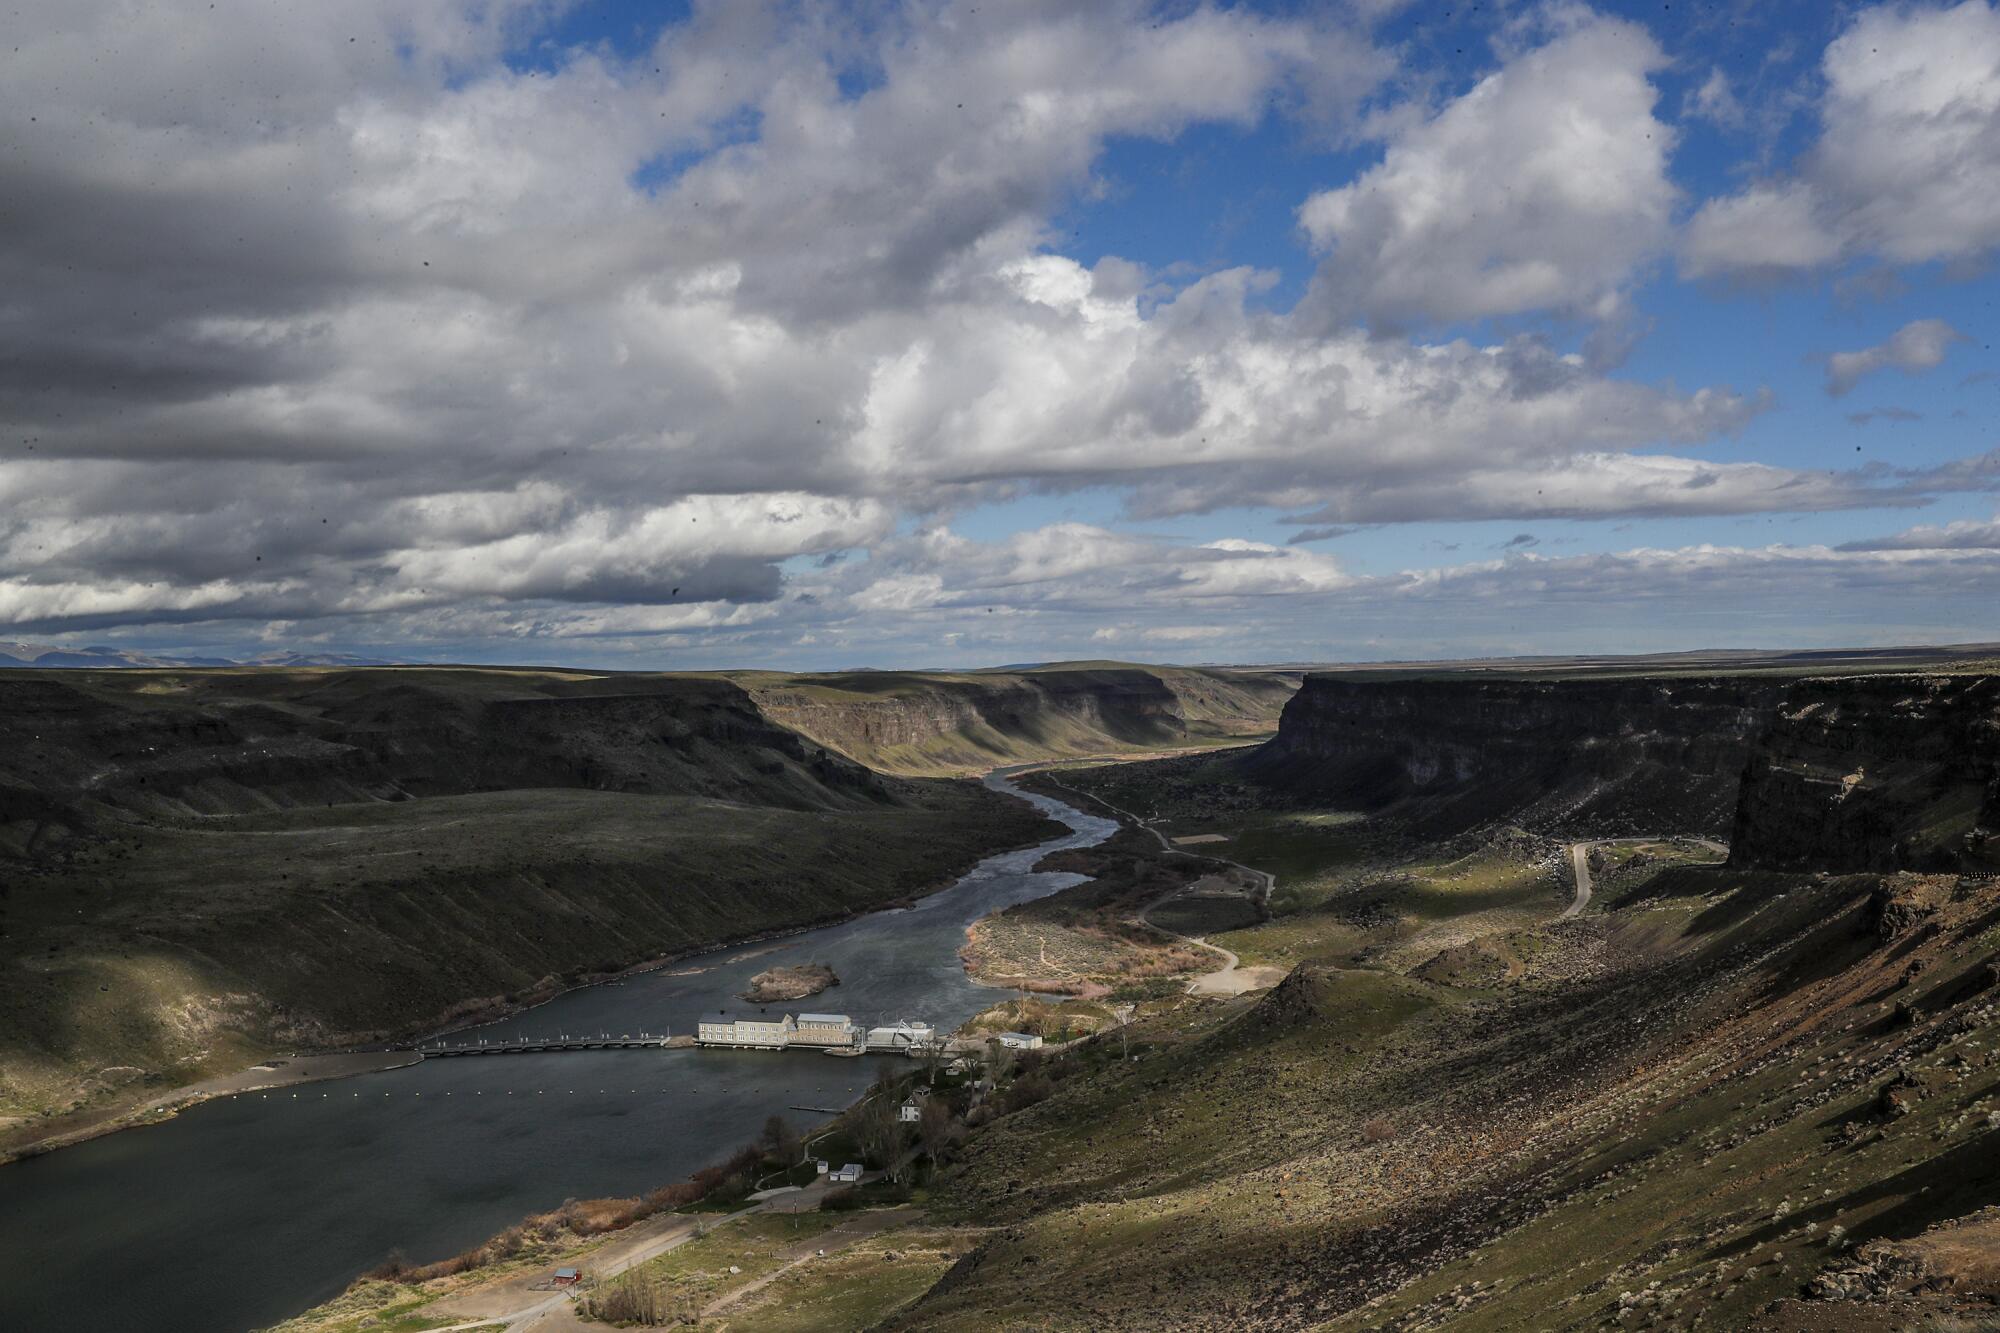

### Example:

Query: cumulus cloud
xmin=1299 ymin=12 xmax=1676 ymax=324
xmin=1684 ymin=1 xmax=2000 ymax=278
xmin=2 ymin=0 xmax=1994 ymax=664
xmin=1825 ymin=319 xmax=1966 ymax=396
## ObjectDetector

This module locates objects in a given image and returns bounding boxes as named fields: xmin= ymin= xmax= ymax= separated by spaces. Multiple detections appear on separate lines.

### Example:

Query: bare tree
xmin=919 ymin=1034 xmax=948 ymax=1086
xmin=760 ymin=1113 xmax=799 ymax=1164
xmin=1115 ymin=1003 xmax=1136 ymax=1061
xmin=855 ymin=1097 xmax=910 ymax=1184
xmin=917 ymin=1096 xmax=956 ymax=1171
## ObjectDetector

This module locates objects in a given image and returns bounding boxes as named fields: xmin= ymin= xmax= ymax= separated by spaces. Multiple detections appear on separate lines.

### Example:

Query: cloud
xmin=1825 ymin=319 xmax=1966 ymax=396
xmin=1298 ymin=12 xmax=1675 ymax=324
xmin=2 ymin=1 xmax=1993 ymax=664
xmin=1684 ymin=1 xmax=2000 ymax=278
xmin=1683 ymin=67 xmax=1745 ymax=128
xmin=1285 ymin=526 xmax=1356 ymax=545
xmin=1091 ymin=624 xmax=1229 ymax=644
xmin=1838 ymin=512 xmax=2000 ymax=551
xmin=1846 ymin=407 xmax=1923 ymax=426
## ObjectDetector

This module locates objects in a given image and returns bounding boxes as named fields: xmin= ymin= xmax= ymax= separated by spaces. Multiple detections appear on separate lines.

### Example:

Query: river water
xmin=0 ymin=774 xmax=1116 ymax=1333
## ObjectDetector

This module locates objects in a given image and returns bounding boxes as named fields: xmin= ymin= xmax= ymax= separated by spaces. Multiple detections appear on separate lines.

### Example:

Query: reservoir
xmin=0 ymin=774 xmax=1116 ymax=1332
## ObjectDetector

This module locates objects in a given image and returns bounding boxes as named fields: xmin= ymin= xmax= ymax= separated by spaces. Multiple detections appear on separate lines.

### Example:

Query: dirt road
xmin=1038 ymin=771 xmax=1284 ymax=997
xmin=422 ymin=1181 xmax=846 ymax=1331
xmin=700 ymin=1206 xmax=919 ymax=1319
xmin=1564 ymin=836 xmax=1729 ymax=919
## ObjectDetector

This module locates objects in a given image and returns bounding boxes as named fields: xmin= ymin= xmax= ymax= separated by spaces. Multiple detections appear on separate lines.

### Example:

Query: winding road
xmin=1563 ymin=836 xmax=1730 ymax=919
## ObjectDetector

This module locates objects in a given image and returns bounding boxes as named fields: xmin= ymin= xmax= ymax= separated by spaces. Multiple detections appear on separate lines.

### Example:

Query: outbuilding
xmin=996 ymin=1032 xmax=1043 ymax=1050
xmin=831 ymin=1163 xmax=863 ymax=1183
xmin=551 ymin=1266 xmax=583 ymax=1287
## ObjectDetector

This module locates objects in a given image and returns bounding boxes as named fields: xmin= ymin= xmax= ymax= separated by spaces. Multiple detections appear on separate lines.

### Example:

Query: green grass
xmin=263 ymin=1280 xmax=452 ymax=1333
xmin=623 ymin=1211 xmax=844 ymax=1301
xmin=725 ymin=1227 xmax=969 ymax=1332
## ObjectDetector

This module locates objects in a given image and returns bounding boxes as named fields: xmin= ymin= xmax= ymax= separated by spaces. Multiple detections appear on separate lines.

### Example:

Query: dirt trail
xmin=422 ymin=1181 xmax=843 ymax=1331
xmin=700 ymin=1206 xmax=919 ymax=1319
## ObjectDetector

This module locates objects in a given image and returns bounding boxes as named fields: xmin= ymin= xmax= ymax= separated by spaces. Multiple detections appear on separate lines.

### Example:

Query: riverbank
xmin=0 ymin=1051 xmax=425 ymax=1167
xmin=1 ymin=784 xmax=1065 ymax=1169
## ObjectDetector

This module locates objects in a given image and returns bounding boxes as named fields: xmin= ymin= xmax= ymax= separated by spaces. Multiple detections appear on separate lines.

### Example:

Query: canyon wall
xmin=1247 ymin=669 xmax=2000 ymax=872
xmin=746 ymin=665 xmax=1298 ymax=775
xmin=1243 ymin=673 xmax=1787 ymax=836
xmin=1728 ymin=674 xmax=2000 ymax=872
xmin=0 ymin=670 xmax=898 ymax=855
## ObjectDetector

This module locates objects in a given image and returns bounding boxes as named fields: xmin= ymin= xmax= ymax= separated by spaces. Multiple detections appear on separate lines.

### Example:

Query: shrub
xmin=821 ymin=1185 xmax=862 ymax=1211
xmin=1000 ymin=1073 xmax=1052 ymax=1114
xmin=1361 ymin=1118 xmax=1397 ymax=1143
xmin=584 ymin=1272 xmax=664 ymax=1326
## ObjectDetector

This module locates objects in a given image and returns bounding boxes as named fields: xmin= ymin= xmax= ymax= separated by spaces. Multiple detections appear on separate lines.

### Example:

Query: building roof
xmin=998 ymin=1031 xmax=1041 ymax=1041
xmin=798 ymin=1013 xmax=851 ymax=1025
xmin=554 ymin=1267 xmax=581 ymax=1279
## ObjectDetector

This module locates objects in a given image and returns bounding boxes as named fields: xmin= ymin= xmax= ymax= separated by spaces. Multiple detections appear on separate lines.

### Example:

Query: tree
xmin=917 ymin=1096 xmax=957 ymax=1171
xmin=855 ymin=1097 xmax=910 ymax=1184
xmin=919 ymin=1034 xmax=948 ymax=1086
xmin=760 ymin=1113 xmax=799 ymax=1164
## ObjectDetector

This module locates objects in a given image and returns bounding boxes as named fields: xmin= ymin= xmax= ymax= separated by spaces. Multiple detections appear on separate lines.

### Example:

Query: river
xmin=0 ymin=773 xmax=1117 ymax=1333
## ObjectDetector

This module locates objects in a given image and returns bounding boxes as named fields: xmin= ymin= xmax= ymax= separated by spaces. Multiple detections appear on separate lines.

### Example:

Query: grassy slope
xmin=843 ymin=753 xmax=2000 ymax=1330
xmin=887 ymin=865 xmax=2000 ymax=1329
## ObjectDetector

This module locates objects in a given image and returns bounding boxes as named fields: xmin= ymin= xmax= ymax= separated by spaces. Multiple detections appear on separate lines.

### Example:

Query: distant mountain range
xmin=0 ymin=642 xmax=402 ymax=669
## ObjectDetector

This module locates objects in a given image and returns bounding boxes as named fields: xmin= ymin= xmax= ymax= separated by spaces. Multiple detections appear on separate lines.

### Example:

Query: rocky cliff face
xmin=1246 ymin=668 xmax=2000 ymax=871
xmin=1243 ymin=673 xmax=1788 ymax=836
xmin=1728 ymin=674 xmax=2000 ymax=872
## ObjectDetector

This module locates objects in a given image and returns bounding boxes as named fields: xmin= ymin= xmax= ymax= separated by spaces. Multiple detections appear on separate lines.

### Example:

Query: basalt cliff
xmin=1243 ymin=669 xmax=2000 ymax=871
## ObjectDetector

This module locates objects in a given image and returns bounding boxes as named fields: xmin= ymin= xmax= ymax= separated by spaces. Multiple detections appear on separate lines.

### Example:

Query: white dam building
xmin=695 ymin=1013 xmax=941 ymax=1055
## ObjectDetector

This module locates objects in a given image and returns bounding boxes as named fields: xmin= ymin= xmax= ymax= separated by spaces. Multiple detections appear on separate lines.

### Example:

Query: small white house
xmin=996 ymin=1031 xmax=1043 ymax=1050
xmin=898 ymin=1098 xmax=922 ymax=1123
xmin=813 ymin=1158 xmax=829 ymax=1175
xmin=831 ymin=1163 xmax=863 ymax=1183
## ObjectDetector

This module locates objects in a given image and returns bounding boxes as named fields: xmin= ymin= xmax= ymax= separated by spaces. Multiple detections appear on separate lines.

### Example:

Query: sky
xmin=3 ymin=0 xmax=1999 ymax=670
